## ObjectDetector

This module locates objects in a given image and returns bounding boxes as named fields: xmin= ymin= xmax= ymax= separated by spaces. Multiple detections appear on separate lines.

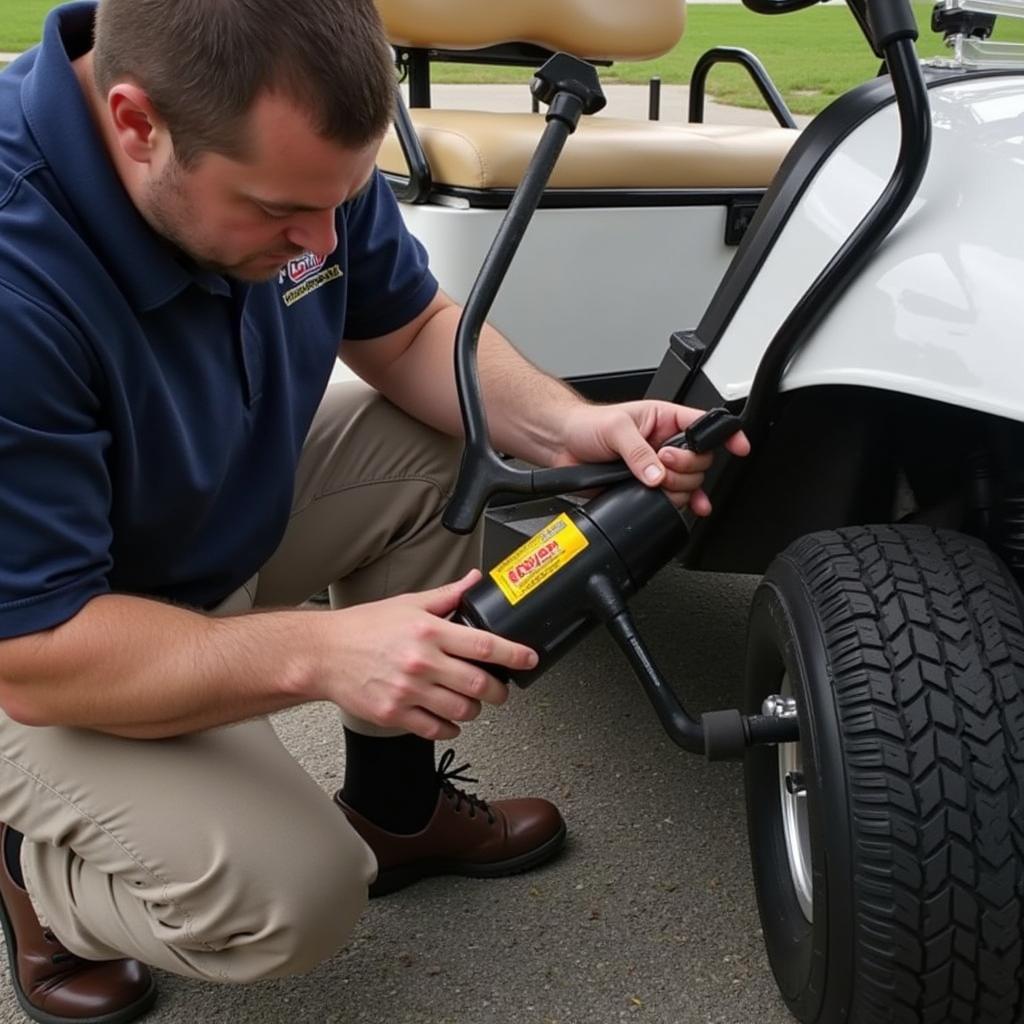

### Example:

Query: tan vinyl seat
xmin=374 ymin=0 xmax=800 ymax=194
xmin=377 ymin=110 xmax=799 ymax=191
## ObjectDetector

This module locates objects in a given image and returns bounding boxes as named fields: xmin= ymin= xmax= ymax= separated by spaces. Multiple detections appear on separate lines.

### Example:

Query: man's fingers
xmin=659 ymin=469 xmax=706 ymax=498
xmin=406 ymin=569 xmax=483 ymax=616
xmin=400 ymin=708 xmax=462 ymax=742
xmin=440 ymin=656 xmax=510 ymax=707
xmin=652 ymin=404 xmax=751 ymax=460
xmin=657 ymin=447 xmax=713 ymax=474
xmin=725 ymin=430 xmax=752 ymax=458
xmin=442 ymin=621 xmax=538 ymax=674
xmin=390 ymin=664 xmax=506 ymax=739
xmin=689 ymin=489 xmax=713 ymax=517
xmin=424 ymin=683 xmax=485 ymax=724
xmin=607 ymin=416 xmax=666 ymax=487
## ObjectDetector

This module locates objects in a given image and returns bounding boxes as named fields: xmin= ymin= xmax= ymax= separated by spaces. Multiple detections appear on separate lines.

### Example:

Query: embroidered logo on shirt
xmin=279 ymin=252 xmax=343 ymax=307
xmin=286 ymin=252 xmax=328 ymax=284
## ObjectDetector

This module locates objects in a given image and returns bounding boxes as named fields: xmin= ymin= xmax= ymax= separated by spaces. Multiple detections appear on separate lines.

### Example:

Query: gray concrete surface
xmin=418 ymin=84 xmax=810 ymax=128
xmin=0 ymin=566 xmax=798 ymax=1024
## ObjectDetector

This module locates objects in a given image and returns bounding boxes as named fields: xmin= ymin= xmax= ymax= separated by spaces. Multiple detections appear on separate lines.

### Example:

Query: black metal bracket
xmin=393 ymin=43 xmax=613 ymax=112
xmin=689 ymin=47 xmax=797 ymax=129
xmin=725 ymin=197 xmax=762 ymax=245
xmin=395 ymin=48 xmax=433 ymax=108
xmin=389 ymin=89 xmax=433 ymax=205
xmin=646 ymin=331 xmax=708 ymax=403
xmin=931 ymin=3 xmax=997 ymax=42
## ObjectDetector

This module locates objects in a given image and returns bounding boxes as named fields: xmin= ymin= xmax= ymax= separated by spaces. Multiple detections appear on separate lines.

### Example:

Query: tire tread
xmin=780 ymin=525 xmax=1024 ymax=1023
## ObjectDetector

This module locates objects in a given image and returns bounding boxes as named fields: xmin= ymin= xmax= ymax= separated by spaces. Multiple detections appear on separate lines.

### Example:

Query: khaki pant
xmin=0 ymin=383 xmax=481 ymax=983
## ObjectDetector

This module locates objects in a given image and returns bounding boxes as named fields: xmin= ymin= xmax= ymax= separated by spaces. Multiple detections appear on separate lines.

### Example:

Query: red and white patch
xmin=286 ymin=252 xmax=328 ymax=285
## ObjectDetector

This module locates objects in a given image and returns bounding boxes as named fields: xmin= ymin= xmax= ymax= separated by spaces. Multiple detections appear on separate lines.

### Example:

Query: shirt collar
xmin=19 ymin=2 xmax=230 ymax=311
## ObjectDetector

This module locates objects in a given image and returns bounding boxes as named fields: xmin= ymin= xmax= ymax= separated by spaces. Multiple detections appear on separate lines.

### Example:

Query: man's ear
xmin=107 ymin=83 xmax=169 ymax=165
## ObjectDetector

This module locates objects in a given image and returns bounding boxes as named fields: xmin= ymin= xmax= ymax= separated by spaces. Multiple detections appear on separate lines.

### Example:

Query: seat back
xmin=376 ymin=0 xmax=686 ymax=62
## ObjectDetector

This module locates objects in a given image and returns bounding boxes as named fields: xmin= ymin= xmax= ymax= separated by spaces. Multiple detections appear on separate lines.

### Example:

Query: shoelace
xmin=437 ymin=749 xmax=495 ymax=825
xmin=42 ymin=928 xmax=82 ymax=966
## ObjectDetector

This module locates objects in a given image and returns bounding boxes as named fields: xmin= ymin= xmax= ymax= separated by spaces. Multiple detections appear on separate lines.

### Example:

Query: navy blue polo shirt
xmin=0 ymin=2 xmax=439 ymax=639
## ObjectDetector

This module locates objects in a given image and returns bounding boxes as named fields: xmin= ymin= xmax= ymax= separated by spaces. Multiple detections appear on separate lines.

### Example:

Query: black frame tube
xmin=390 ymin=89 xmax=433 ymax=205
xmin=443 ymin=102 xmax=641 ymax=534
xmin=444 ymin=112 xmax=580 ymax=533
xmin=649 ymin=76 xmax=662 ymax=121
xmin=738 ymin=35 xmax=930 ymax=437
xmin=688 ymin=47 xmax=798 ymax=129
xmin=405 ymin=49 xmax=432 ymax=108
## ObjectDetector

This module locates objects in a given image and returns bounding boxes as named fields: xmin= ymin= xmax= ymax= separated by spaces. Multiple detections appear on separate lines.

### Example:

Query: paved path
xmin=424 ymin=83 xmax=809 ymax=127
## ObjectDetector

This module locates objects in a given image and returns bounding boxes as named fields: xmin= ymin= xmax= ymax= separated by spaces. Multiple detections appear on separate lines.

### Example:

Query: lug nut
xmin=784 ymin=771 xmax=806 ymax=796
xmin=762 ymin=695 xmax=798 ymax=719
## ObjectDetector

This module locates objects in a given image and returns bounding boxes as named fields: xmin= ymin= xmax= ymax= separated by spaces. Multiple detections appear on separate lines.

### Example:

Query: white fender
xmin=701 ymin=74 xmax=1024 ymax=424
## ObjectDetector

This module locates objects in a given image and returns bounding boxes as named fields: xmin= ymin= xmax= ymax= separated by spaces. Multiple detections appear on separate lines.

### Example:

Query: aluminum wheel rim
xmin=779 ymin=673 xmax=813 ymax=922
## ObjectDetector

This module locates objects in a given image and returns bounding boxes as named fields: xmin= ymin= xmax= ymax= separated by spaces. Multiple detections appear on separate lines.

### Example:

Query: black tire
xmin=744 ymin=525 xmax=1024 ymax=1024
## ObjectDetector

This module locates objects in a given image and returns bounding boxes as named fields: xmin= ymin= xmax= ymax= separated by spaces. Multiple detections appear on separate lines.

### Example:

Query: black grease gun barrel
xmin=454 ymin=409 xmax=742 ymax=687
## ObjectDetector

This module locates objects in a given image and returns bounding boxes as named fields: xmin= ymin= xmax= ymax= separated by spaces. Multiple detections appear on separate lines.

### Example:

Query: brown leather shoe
xmin=335 ymin=751 xmax=567 ymax=897
xmin=0 ymin=825 xmax=157 ymax=1024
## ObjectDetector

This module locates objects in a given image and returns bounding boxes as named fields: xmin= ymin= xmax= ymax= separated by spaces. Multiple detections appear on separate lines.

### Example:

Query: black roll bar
xmin=688 ymin=47 xmax=797 ymax=129
xmin=739 ymin=30 xmax=930 ymax=436
xmin=389 ymin=90 xmax=433 ymax=205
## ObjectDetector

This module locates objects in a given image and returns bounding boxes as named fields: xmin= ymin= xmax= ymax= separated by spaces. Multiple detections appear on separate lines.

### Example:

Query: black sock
xmin=3 ymin=828 xmax=25 ymax=888
xmin=340 ymin=730 xmax=439 ymax=834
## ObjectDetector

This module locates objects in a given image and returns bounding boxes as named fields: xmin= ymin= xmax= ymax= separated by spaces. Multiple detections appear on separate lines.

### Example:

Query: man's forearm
xmin=0 ymin=594 xmax=321 ymax=738
xmin=366 ymin=302 xmax=586 ymax=466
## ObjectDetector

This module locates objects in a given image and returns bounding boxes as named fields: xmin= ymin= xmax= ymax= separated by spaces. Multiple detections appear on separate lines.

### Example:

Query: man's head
xmin=87 ymin=0 xmax=397 ymax=280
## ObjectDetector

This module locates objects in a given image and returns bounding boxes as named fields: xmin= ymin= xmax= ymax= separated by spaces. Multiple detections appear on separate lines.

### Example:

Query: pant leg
xmin=0 ymin=383 xmax=474 ymax=978
xmin=254 ymin=380 xmax=482 ymax=609
xmin=0 ymin=574 xmax=376 ymax=983
xmin=0 ymin=714 xmax=375 ymax=983
xmin=254 ymin=381 xmax=483 ymax=737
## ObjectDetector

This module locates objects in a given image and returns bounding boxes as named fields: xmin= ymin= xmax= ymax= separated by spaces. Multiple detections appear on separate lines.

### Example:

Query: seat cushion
xmin=376 ymin=0 xmax=686 ymax=61
xmin=378 ymin=109 xmax=800 ymax=191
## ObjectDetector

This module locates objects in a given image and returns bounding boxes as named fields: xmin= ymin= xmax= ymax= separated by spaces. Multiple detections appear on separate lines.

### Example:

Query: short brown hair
xmin=93 ymin=0 xmax=396 ymax=166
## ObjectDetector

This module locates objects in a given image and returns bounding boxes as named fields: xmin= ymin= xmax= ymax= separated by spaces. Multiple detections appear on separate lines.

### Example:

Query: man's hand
xmin=553 ymin=401 xmax=751 ymax=512
xmin=313 ymin=571 xmax=537 ymax=740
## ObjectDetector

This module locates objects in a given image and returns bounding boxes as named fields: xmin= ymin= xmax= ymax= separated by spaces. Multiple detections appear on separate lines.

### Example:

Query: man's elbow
xmin=0 ymin=677 xmax=51 ymax=727
xmin=0 ymin=635 xmax=61 ymax=727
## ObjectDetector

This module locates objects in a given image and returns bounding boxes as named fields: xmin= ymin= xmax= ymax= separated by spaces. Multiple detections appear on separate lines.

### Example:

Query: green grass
xmin=0 ymin=1 xmax=59 ymax=51
xmin=6 ymin=2 xmax=1024 ymax=115
xmin=431 ymin=2 xmax=1024 ymax=116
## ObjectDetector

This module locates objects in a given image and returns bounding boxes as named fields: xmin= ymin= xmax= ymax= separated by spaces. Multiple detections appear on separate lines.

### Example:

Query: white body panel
xmin=701 ymin=75 xmax=1024 ymax=424
xmin=391 ymin=204 xmax=736 ymax=379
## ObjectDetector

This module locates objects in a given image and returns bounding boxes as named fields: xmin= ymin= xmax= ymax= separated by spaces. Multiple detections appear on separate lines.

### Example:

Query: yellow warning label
xmin=490 ymin=513 xmax=590 ymax=606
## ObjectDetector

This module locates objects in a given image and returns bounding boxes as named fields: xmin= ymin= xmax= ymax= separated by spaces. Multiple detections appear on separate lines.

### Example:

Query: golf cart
xmin=375 ymin=0 xmax=1024 ymax=1021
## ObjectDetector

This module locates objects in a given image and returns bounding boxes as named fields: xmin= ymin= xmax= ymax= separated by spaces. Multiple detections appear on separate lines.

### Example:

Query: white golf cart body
xmin=702 ymin=72 xmax=1024 ymax=424
xmin=372 ymin=0 xmax=1024 ymax=428
xmin=373 ymin=0 xmax=798 ymax=390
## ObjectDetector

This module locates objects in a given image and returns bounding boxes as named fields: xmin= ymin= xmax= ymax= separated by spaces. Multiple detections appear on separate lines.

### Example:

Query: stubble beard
xmin=140 ymin=157 xmax=288 ymax=282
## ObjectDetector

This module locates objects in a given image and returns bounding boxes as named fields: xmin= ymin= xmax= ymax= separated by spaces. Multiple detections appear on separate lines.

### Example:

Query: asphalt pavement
xmin=0 ymin=566 xmax=798 ymax=1024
